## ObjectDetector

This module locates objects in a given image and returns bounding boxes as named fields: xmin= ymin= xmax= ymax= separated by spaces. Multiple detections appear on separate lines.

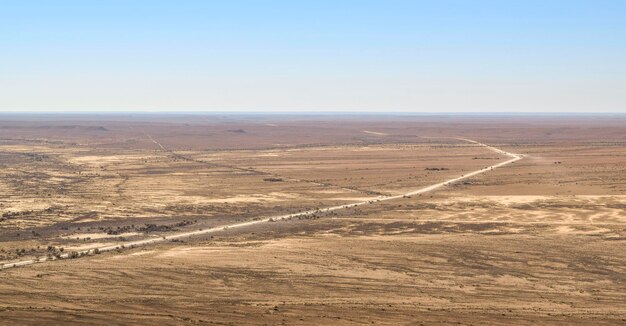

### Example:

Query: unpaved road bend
xmin=1 ymin=138 xmax=522 ymax=270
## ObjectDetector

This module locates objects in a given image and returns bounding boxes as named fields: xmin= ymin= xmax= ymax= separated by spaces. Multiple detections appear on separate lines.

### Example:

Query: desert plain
xmin=0 ymin=114 xmax=625 ymax=325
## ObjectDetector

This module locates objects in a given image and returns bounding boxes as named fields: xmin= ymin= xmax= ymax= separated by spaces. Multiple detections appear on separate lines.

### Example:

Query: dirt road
xmin=0 ymin=138 xmax=522 ymax=270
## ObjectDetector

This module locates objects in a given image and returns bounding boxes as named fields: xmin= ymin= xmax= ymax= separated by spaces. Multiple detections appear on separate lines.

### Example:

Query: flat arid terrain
xmin=0 ymin=114 xmax=625 ymax=325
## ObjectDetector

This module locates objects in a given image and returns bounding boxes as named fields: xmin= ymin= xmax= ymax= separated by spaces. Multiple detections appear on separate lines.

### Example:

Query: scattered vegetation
xmin=425 ymin=167 xmax=449 ymax=171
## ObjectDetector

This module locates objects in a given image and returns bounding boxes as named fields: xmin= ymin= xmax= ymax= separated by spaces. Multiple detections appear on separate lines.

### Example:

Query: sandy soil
xmin=0 ymin=114 xmax=625 ymax=325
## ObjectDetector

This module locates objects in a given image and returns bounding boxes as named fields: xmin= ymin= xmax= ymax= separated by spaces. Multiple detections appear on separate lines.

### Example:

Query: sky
xmin=1 ymin=0 xmax=625 ymax=113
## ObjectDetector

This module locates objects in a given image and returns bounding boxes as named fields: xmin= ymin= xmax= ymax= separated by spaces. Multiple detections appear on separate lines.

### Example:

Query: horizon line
xmin=0 ymin=111 xmax=625 ymax=116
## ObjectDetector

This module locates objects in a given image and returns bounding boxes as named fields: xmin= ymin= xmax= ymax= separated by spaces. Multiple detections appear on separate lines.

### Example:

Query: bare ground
xmin=0 ymin=114 xmax=625 ymax=325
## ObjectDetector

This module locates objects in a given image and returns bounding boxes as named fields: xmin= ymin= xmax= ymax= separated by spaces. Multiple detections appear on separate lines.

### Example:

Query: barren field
xmin=0 ymin=114 xmax=625 ymax=325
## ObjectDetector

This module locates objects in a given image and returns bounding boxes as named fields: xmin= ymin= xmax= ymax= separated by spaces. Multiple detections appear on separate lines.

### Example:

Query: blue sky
xmin=1 ymin=0 xmax=625 ymax=112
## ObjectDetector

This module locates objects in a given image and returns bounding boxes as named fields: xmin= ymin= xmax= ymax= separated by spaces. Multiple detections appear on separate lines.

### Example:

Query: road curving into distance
xmin=1 ymin=138 xmax=523 ymax=270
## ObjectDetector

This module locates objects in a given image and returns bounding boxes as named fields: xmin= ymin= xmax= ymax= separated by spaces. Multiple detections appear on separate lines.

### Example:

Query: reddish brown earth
xmin=0 ymin=114 xmax=625 ymax=325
